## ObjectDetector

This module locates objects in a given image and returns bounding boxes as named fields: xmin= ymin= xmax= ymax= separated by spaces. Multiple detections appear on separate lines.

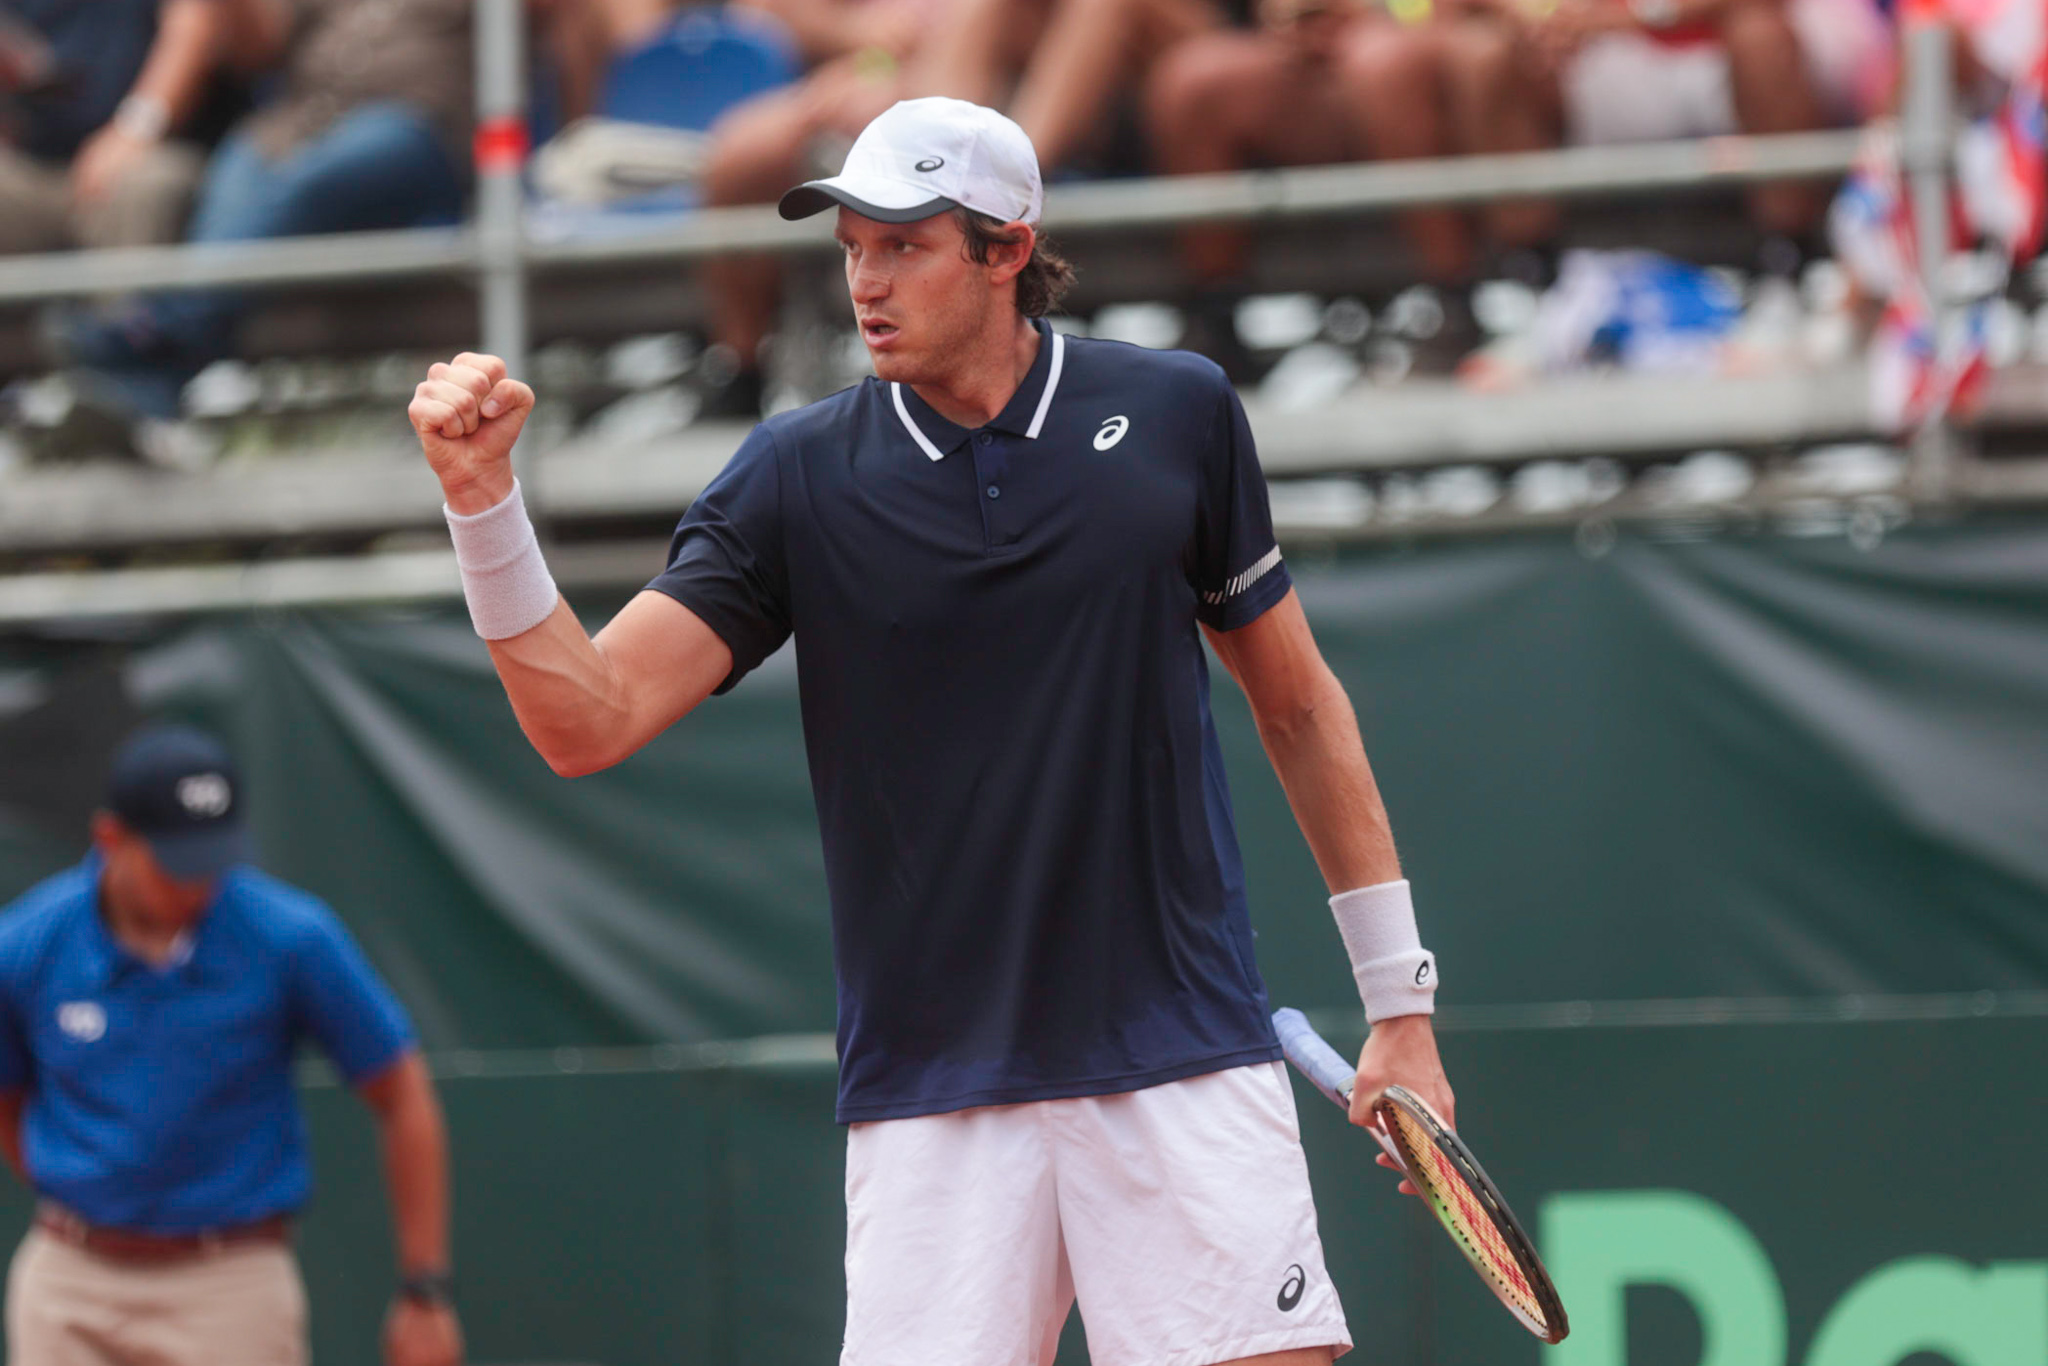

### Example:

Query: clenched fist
xmin=410 ymin=352 xmax=536 ymax=515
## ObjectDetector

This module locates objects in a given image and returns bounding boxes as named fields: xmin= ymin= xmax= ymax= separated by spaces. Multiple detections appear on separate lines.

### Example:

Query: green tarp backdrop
xmin=1 ymin=519 xmax=2045 ymax=1364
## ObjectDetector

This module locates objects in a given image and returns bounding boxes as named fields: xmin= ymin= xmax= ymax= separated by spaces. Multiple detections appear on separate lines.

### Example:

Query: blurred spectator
xmin=696 ymin=0 xmax=1223 ymax=415
xmin=1144 ymin=0 xmax=1474 ymax=319
xmin=1432 ymin=0 xmax=1892 ymax=245
xmin=588 ymin=0 xmax=925 ymax=61
xmin=690 ymin=0 xmax=938 ymax=416
xmin=920 ymin=0 xmax=1223 ymax=174
xmin=0 ymin=0 xmax=251 ymax=254
xmin=55 ymin=0 xmax=594 ymax=420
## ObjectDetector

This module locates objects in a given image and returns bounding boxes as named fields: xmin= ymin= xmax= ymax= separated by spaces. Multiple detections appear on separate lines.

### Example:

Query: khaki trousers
xmin=5 ymin=1227 xmax=308 ymax=1366
xmin=0 ymin=142 xmax=205 ymax=254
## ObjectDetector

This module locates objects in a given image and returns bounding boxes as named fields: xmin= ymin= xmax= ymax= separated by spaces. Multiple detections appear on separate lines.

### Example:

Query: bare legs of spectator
xmin=1337 ymin=24 xmax=1473 ymax=283
xmin=1434 ymin=18 xmax=1561 ymax=248
xmin=917 ymin=0 xmax=1222 ymax=171
xmin=1144 ymin=21 xmax=1469 ymax=286
xmin=1721 ymin=0 xmax=1826 ymax=233
xmin=909 ymin=0 xmax=1046 ymax=108
xmin=585 ymin=0 xmax=675 ymax=52
xmin=1437 ymin=0 xmax=1829 ymax=246
xmin=1008 ymin=0 xmax=1223 ymax=172
xmin=698 ymin=60 xmax=903 ymax=407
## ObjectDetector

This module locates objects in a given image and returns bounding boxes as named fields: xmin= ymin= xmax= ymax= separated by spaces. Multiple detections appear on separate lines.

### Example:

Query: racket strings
xmin=1387 ymin=1108 xmax=1553 ymax=1331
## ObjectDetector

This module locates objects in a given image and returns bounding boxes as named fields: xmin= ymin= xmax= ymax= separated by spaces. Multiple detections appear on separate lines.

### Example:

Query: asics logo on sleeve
xmin=1093 ymin=415 xmax=1129 ymax=450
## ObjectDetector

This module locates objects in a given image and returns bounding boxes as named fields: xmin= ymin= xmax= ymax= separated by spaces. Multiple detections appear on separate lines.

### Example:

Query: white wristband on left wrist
xmin=1330 ymin=879 xmax=1438 ymax=1023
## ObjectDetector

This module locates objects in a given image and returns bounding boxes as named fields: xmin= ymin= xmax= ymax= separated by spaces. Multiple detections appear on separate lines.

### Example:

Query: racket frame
xmin=1373 ymin=1084 xmax=1570 ymax=1344
xmin=1270 ymin=1008 xmax=1569 ymax=1345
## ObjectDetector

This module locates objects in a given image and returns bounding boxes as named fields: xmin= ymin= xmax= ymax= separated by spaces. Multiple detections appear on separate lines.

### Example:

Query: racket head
xmin=1373 ymin=1085 xmax=1570 ymax=1344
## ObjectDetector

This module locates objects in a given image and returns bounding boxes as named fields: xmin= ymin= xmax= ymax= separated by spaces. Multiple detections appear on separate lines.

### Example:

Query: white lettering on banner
xmin=1541 ymin=1190 xmax=2048 ymax=1366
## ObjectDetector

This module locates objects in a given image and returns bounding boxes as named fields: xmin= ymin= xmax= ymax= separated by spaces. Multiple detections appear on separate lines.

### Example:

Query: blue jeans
xmin=78 ymin=102 xmax=466 ymax=414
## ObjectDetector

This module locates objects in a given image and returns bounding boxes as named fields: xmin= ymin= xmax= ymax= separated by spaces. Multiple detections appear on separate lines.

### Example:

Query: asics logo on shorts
xmin=1277 ymin=1263 xmax=1306 ymax=1312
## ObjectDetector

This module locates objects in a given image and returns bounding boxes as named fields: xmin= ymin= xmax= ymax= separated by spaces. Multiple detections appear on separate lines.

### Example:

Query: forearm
xmin=129 ymin=0 xmax=227 ymax=128
xmin=485 ymin=601 xmax=646 ymax=776
xmin=372 ymin=1058 xmax=452 ymax=1276
xmin=1250 ymin=660 xmax=1402 ymax=893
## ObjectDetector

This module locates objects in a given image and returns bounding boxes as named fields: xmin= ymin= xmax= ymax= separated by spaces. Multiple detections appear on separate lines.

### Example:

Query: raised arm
xmin=410 ymin=353 xmax=734 ymax=776
xmin=1204 ymin=590 xmax=1455 ymax=1138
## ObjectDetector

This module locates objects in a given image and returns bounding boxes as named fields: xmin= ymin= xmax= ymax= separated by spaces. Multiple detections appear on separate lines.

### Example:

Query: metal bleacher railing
xmin=0 ymin=11 xmax=2033 ymax=625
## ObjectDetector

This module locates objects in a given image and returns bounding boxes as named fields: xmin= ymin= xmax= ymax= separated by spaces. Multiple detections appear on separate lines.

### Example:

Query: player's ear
xmin=986 ymin=221 xmax=1035 ymax=286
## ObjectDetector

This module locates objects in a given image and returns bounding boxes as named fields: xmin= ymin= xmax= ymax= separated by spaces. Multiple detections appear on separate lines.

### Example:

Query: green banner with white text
xmin=0 ymin=516 xmax=2045 ymax=1362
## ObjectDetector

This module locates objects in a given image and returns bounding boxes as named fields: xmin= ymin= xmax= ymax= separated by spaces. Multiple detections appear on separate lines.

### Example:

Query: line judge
xmin=0 ymin=725 xmax=461 ymax=1366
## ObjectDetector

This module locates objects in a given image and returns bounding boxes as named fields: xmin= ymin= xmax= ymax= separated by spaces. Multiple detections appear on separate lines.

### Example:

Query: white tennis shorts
xmin=841 ymin=1062 xmax=1352 ymax=1366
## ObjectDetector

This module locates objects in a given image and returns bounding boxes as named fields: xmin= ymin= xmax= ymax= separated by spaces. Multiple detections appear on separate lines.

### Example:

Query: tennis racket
xmin=1272 ymin=1007 xmax=1569 ymax=1344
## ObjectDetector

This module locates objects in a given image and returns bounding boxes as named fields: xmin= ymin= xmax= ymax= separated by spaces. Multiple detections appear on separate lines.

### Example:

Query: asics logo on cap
xmin=776 ymin=98 xmax=1045 ymax=227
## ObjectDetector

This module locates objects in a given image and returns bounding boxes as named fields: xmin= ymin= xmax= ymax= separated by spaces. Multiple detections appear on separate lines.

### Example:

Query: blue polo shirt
xmin=0 ymin=857 xmax=414 ymax=1232
xmin=650 ymin=322 xmax=1295 ymax=1122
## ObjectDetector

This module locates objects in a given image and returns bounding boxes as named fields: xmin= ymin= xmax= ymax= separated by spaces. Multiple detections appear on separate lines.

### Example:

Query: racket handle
xmin=1273 ymin=1008 xmax=1356 ymax=1110
xmin=1274 ymin=1008 xmax=1409 ymax=1172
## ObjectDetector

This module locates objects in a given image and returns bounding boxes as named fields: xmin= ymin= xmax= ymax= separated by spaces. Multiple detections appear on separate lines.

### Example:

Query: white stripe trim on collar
xmin=891 ymin=382 xmax=945 ymax=462
xmin=889 ymin=330 xmax=1067 ymax=459
xmin=1025 ymin=329 xmax=1065 ymax=439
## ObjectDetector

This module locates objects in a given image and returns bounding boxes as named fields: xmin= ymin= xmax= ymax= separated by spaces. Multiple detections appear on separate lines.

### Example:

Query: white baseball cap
xmin=778 ymin=97 xmax=1044 ymax=227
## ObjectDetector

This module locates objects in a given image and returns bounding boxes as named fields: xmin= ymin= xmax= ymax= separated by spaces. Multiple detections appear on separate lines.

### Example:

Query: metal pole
xmin=1900 ymin=20 xmax=1956 ymax=502
xmin=474 ymin=0 xmax=533 ymax=497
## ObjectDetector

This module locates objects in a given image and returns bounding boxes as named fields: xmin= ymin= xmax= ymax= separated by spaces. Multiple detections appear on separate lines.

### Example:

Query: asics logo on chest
xmin=57 ymin=1001 xmax=105 ymax=1043
xmin=1093 ymin=415 xmax=1129 ymax=450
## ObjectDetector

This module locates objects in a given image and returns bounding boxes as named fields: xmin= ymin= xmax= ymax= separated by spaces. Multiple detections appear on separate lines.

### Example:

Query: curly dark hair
xmin=953 ymin=207 xmax=1076 ymax=319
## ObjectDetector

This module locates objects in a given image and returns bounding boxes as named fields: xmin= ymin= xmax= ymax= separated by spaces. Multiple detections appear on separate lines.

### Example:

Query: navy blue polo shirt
xmin=0 ymin=857 xmax=414 ymax=1232
xmin=650 ymin=322 xmax=1294 ymax=1122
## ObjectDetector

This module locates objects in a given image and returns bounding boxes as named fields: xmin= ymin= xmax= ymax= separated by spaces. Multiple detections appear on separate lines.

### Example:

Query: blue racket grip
xmin=1273 ymin=1008 xmax=1356 ymax=1110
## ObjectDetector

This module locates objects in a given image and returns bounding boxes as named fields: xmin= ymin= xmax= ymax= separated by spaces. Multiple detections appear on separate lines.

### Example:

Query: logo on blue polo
xmin=57 ymin=1002 xmax=105 ymax=1043
xmin=1094 ymin=415 xmax=1129 ymax=451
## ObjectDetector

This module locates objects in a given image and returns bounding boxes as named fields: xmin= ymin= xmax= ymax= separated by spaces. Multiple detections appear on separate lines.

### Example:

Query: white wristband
xmin=1329 ymin=879 xmax=1437 ymax=1023
xmin=444 ymin=479 xmax=560 ymax=640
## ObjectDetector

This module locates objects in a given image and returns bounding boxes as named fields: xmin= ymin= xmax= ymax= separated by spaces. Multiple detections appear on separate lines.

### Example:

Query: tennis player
xmin=411 ymin=96 xmax=1453 ymax=1366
